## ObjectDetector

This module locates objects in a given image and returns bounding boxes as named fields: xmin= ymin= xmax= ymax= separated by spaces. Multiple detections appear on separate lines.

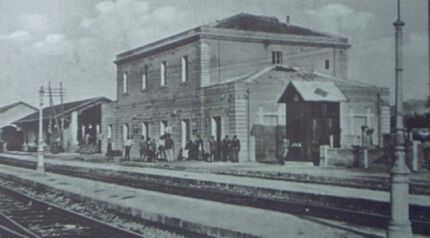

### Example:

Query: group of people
xmin=137 ymin=134 xmax=175 ymax=162
xmin=111 ymin=133 xmax=241 ymax=163
xmin=184 ymin=134 xmax=241 ymax=162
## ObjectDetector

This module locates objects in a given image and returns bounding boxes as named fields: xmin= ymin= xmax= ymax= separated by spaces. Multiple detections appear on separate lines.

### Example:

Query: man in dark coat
xmin=147 ymin=138 xmax=156 ymax=162
xmin=195 ymin=135 xmax=204 ymax=161
xmin=106 ymin=138 xmax=113 ymax=161
xmin=222 ymin=135 xmax=231 ymax=162
xmin=232 ymin=135 xmax=240 ymax=163
xmin=165 ymin=134 xmax=175 ymax=162
xmin=139 ymin=136 xmax=147 ymax=161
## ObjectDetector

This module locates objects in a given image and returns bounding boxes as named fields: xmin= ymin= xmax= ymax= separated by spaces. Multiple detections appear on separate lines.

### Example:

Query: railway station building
xmin=102 ymin=13 xmax=390 ymax=163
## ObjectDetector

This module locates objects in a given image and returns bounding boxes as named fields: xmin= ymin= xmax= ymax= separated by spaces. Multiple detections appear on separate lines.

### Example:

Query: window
xmin=107 ymin=124 xmax=113 ymax=139
xmin=123 ymin=123 xmax=129 ymax=142
xmin=141 ymin=122 xmax=149 ymax=138
xmin=181 ymin=56 xmax=188 ymax=82
xmin=325 ymin=59 xmax=330 ymax=70
xmin=141 ymin=66 xmax=148 ymax=90
xmin=272 ymin=51 xmax=283 ymax=65
xmin=160 ymin=120 xmax=168 ymax=136
xmin=123 ymin=72 xmax=128 ymax=93
xmin=160 ymin=61 xmax=166 ymax=86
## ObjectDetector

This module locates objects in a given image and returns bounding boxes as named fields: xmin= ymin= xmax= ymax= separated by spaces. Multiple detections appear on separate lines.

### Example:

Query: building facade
xmin=102 ymin=13 xmax=389 ymax=162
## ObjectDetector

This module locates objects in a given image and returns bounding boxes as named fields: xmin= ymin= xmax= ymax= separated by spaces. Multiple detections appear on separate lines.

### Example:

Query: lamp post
xmin=37 ymin=86 xmax=45 ymax=173
xmin=387 ymin=0 xmax=412 ymax=237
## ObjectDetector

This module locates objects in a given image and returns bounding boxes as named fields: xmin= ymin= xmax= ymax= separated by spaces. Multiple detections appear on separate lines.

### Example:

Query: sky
xmin=0 ymin=0 xmax=428 ymax=107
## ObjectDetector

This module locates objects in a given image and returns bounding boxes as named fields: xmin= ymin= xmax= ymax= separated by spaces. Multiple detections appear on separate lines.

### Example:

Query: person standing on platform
xmin=195 ymin=135 xmax=204 ymax=161
xmin=156 ymin=136 xmax=166 ymax=161
xmin=184 ymin=140 xmax=192 ymax=160
xmin=148 ymin=138 xmax=156 ymax=162
xmin=165 ymin=134 xmax=175 ymax=162
xmin=106 ymin=138 xmax=113 ymax=161
xmin=232 ymin=135 xmax=240 ymax=163
xmin=222 ymin=135 xmax=231 ymax=162
xmin=124 ymin=136 xmax=134 ymax=161
xmin=208 ymin=136 xmax=216 ymax=162
xmin=139 ymin=136 xmax=147 ymax=161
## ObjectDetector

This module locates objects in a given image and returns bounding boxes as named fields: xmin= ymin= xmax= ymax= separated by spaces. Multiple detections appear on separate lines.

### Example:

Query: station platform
xmin=2 ymin=151 xmax=429 ymax=195
xmin=0 ymin=152 xmax=429 ymax=207
xmin=0 ymin=164 xmax=366 ymax=238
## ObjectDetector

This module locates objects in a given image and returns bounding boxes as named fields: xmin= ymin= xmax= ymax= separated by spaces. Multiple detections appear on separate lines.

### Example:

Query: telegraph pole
xmin=46 ymin=81 xmax=66 ymax=149
xmin=387 ymin=0 xmax=412 ymax=237
xmin=37 ymin=86 xmax=45 ymax=172
xmin=59 ymin=82 xmax=65 ymax=147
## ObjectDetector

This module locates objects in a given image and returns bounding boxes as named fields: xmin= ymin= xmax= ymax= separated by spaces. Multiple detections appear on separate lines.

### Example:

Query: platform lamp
xmin=387 ymin=0 xmax=412 ymax=237
xmin=37 ymin=86 xmax=45 ymax=173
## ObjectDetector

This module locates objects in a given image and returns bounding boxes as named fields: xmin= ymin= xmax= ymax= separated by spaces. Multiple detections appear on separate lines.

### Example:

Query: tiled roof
xmin=289 ymin=80 xmax=347 ymax=102
xmin=213 ymin=13 xmax=327 ymax=37
xmin=14 ymin=97 xmax=111 ymax=124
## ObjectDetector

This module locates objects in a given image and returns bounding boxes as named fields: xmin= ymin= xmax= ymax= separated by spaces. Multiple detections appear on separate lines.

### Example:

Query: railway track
xmin=0 ymin=183 xmax=145 ymax=238
xmin=0 ymin=156 xmax=429 ymax=236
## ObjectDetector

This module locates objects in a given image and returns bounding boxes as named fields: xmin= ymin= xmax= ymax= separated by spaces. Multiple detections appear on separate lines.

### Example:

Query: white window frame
xmin=160 ymin=120 xmax=167 ymax=136
xmin=123 ymin=123 xmax=129 ymax=142
xmin=141 ymin=122 xmax=149 ymax=138
xmin=107 ymin=124 xmax=113 ymax=139
xmin=160 ymin=61 xmax=166 ymax=86
xmin=181 ymin=56 xmax=188 ymax=82
xmin=123 ymin=72 xmax=128 ymax=93
xmin=141 ymin=66 xmax=147 ymax=90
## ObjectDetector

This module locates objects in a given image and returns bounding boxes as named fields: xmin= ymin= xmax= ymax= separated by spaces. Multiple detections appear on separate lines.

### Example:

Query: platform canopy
xmin=279 ymin=80 xmax=347 ymax=103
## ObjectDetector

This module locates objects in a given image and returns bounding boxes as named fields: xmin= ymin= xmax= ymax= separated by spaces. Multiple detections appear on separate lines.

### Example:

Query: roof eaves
xmin=0 ymin=101 xmax=37 ymax=113
xmin=115 ymin=27 xmax=202 ymax=64
xmin=14 ymin=97 xmax=111 ymax=124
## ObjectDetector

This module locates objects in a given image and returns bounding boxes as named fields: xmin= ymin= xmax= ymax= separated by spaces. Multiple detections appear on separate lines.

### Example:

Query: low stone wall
xmin=321 ymin=142 xmax=429 ymax=171
xmin=320 ymin=146 xmax=388 ymax=168
xmin=320 ymin=146 xmax=357 ymax=167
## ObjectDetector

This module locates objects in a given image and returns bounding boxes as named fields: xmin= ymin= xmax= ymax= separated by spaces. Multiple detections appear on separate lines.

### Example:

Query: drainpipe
xmin=247 ymin=87 xmax=251 ymax=162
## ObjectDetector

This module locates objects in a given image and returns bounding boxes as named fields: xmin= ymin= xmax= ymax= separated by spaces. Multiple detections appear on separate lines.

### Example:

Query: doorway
xmin=211 ymin=116 xmax=222 ymax=161
xmin=181 ymin=119 xmax=191 ymax=148
xmin=123 ymin=123 xmax=129 ymax=142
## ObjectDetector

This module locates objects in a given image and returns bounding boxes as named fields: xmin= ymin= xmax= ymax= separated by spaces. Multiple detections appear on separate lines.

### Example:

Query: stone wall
xmin=206 ymin=38 xmax=348 ymax=85
xmin=338 ymin=84 xmax=390 ymax=148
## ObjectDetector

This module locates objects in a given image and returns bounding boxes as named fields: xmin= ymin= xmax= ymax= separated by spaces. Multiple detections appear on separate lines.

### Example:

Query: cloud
xmin=153 ymin=6 xmax=177 ymax=22
xmin=31 ymin=33 xmax=73 ymax=57
xmin=81 ymin=0 xmax=186 ymax=50
xmin=305 ymin=4 xmax=374 ymax=39
xmin=19 ymin=14 xmax=50 ymax=33
xmin=0 ymin=30 xmax=31 ymax=42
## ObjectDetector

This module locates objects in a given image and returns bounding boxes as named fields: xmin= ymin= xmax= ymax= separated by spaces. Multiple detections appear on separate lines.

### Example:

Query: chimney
xmin=286 ymin=15 xmax=290 ymax=24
